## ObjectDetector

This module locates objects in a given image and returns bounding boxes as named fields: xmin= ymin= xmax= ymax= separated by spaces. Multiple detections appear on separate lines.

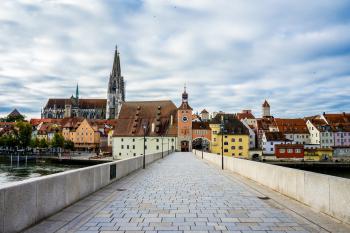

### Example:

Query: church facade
xmin=42 ymin=46 xmax=125 ymax=120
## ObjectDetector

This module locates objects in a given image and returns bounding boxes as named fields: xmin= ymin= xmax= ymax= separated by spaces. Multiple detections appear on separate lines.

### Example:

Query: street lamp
xmin=161 ymin=135 xmax=164 ymax=159
xmin=143 ymin=124 xmax=147 ymax=169
xmin=221 ymin=117 xmax=224 ymax=170
xmin=201 ymin=137 xmax=204 ymax=159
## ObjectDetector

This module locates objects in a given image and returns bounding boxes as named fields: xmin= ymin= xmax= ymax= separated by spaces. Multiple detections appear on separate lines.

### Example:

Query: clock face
xmin=182 ymin=116 xmax=188 ymax=122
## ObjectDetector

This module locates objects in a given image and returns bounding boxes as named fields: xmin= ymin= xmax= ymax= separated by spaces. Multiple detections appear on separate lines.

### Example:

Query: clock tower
xmin=177 ymin=85 xmax=193 ymax=152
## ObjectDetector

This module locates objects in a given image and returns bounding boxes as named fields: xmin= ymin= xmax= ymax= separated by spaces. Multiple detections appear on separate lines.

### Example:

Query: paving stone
xmin=26 ymin=153 xmax=313 ymax=233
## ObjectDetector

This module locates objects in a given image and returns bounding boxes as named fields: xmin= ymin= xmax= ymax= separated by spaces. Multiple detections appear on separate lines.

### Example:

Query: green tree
xmin=51 ymin=133 xmax=65 ymax=148
xmin=15 ymin=121 xmax=32 ymax=149
xmin=38 ymin=138 xmax=49 ymax=148
xmin=6 ymin=114 xmax=25 ymax=122
xmin=30 ymin=137 xmax=40 ymax=148
xmin=63 ymin=140 xmax=74 ymax=150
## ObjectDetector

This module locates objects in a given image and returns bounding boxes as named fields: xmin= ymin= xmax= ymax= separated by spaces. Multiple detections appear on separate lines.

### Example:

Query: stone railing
xmin=0 ymin=151 xmax=173 ymax=233
xmin=193 ymin=150 xmax=350 ymax=225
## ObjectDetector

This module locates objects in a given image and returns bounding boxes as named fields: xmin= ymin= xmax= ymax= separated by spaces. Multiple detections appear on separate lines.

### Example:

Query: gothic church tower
xmin=107 ymin=46 xmax=125 ymax=119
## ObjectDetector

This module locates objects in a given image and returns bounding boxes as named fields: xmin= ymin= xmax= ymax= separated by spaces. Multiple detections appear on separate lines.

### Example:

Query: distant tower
xmin=262 ymin=100 xmax=271 ymax=117
xmin=107 ymin=45 xmax=125 ymax=119
xmin=177 ymin=85 xmax=193 ymax=152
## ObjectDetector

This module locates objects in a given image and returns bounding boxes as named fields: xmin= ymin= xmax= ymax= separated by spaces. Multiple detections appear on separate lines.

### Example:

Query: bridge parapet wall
xmin=0 ymin=150 xmax=172 ymax=233
xmin=193 ymin=150 xmax=350 ymax=225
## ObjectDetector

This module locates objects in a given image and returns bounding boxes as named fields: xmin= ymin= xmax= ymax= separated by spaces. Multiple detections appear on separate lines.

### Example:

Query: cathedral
xmin=42 ymin=46 xmax=125 ymax=120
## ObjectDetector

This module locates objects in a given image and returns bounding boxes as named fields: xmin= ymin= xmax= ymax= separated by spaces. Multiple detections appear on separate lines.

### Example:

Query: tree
xmin=63 ymin=140 xmax=74 ymax=150
xmin=51 ymin=133 xmax=65 ymax=148
xmin=30 ymin=138 xmax=40 ymax=148
xmin=15 ymin=121 xmax=32 ymax=149
xmin=6 ymin=114 xmax=25 ymax=122
xmin=38 ymin=138 xmax=49 ymax=148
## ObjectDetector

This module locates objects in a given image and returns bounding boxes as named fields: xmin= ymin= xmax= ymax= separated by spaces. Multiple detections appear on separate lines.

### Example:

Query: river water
xmin=0 ymin=157 xmax=86 ymax=186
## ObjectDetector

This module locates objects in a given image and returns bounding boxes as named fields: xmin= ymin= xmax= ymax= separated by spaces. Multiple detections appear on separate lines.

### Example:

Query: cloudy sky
xmin=0 ymin=0 xmax=350 ymax=119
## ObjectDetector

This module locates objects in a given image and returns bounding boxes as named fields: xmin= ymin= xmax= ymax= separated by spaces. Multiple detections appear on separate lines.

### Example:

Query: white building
xmin=241 ymin=120 xmax=256 ymax=149
xmin=112 ymin=100 xmax=178 ymax=160
xmin=306 ymin=119 xmax=334 ymax=148
xmin=262 ymin=132 xmax=291 ymax=154
xmin=274 ymin=118 xmax=311 ymax=145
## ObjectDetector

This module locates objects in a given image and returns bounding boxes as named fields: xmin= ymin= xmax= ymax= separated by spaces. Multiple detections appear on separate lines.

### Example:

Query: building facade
xmin=112 ymin=100 xmax=178 ymax=160
xmin=210 ymin=114 xmax=250 ymax=158
xmin=177 ymin=87 xmax=193 ymax=152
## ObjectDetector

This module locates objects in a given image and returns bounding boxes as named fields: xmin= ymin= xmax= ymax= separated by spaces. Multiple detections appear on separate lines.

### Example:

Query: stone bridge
xmin=23 ymin=152 xmax=350 ymax=233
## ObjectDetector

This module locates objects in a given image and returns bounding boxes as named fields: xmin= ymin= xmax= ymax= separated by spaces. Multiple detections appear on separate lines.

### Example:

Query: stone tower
xmin=262 ymin=100 xmax=271 ymax=118
xmin=177 ymin=85 xmax=193 ymax=152
xmin=107 ymin=45 xmax=125 ymax=119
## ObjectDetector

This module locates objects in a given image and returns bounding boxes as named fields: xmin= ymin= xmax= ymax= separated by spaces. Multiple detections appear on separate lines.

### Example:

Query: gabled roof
xmin=323 ymin=113 xmax=350 ymax=124
xmin=113 ymin=100 xmax=178 ymax=137
xmin=8 ymin=109 xmax=22 ymax=117
xmin=45 ymin=98 xmax=106 ymax=109
xmin=210 ymin=113 xmax=249 ymax=135
xmin=237 ymin=112 xmax=255 ymax=120
xmin=274 ymin=118 xmax=309 ymax=134
xmin=201 ymin=109 xmax=209 ymax=114
xmin=262 ymin=100 xmax=270 ymax=107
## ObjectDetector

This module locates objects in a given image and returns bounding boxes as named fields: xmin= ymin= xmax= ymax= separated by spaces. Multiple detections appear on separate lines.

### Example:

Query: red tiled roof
xmin=237 ymin=112 xmax=255 ymax=120
xmin=113 ymin=100 xmax=178 ymax=137
xmin=274 ymin=118 xmax=309 ymax=134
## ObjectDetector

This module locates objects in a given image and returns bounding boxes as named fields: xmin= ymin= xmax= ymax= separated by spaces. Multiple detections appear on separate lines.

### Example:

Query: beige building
xmin=62 ymin=119 xmax=100 ymax=150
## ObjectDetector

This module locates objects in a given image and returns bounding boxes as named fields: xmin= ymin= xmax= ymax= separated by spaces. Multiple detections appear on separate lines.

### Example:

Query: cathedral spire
xmin=111 ymin=45 xmax=121 ymax=77
xmin=76 ymin=83 xmax=79 ymax=99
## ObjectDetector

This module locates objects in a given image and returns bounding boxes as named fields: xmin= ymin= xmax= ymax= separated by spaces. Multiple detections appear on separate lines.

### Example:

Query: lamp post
xmin=201 ymin=137 xmax=204 ymax=159
xmin=161 ymin=136 xmax=164 ymax=159
xmin=143 ymin=124 xmax=146 ymax=169
xmin=221 ymin=118 xmax=224 ymax=170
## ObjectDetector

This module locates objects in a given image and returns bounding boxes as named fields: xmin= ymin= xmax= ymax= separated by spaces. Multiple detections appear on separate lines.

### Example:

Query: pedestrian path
xmin=25 ymin=152 xmax=348 ymax=233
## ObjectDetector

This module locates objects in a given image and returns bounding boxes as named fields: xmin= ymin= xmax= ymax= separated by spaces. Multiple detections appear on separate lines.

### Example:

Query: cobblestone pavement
xmin=27 ymin=153 xmax=344 ymax=233
xmin=72 ymin=152 xmax=318 ymax=233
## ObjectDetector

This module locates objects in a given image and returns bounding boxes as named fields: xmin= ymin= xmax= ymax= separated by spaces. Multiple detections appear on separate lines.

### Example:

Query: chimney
xmin=151 ymin=123 xmax=155 ymax=133
xmin=170 ymin=115 xmax=173 ymax=125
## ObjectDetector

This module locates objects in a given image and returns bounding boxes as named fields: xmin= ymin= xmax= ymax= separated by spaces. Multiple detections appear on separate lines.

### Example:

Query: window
xmin=213 ymin=131 xmax=217 ymax=134
xmin=279 ymin=149 xmax=285 ymax=153
xmin=239 ymin=138 xmax=242 ymax=142
xmin=232 ymin=153 xmax=235 ymax=156
xmin=121 ymin=138 xmax=124 ymax=142
xmin=156 ymin=146 xmax=159 ymax=150
xmin=119 ymin=153 xmax=121 ymax=156
xmin=224 ymin=149 xmax=228 ymax=152
xmin=172 ymin=138 xmax=174 ymax=142
xmin=231 ymin=138 xmax=235 ymax=142
xmin=132 ymin=145 xmax=135 ymax=149
xmin=156 ymin=139 xmax=159 ymax=142
xmin=270 ymin=142 xmax=273 ymax=145
xmin=133 ymin=153 xmax=136 ymax=156
xmin=224 ymin=142 xmax=228 ymax=145
xmin=214 ymin=138 xmax=216 ymax=142
xmin=287 ymin=149 xmax=293 ymax=153
xmin=231 ymin=146 xmax=235 ymax=149
xmin=239 ymin=146 xmax=243 ymax=150
xmin=127 ymin=145 xmax=129 ymax=149
xmin=145 ymin=145 xmax=147 ymax=149
xmin=295 ymin=149 xmax=301 ymax=153
xmin=224 ymin=135 xmax=228 ymax=138
xmin=132 ymin=138 xmax=135 ymax=142
xmin=121 ymin=145 xmax=124 ymax=149
xmin=270 ymin=148 xmax=273 ymax=151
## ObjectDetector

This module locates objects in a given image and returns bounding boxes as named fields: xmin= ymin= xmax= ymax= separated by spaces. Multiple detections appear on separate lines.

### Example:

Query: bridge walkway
xmin=25 ymin=152 xmax=350 ymax=233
